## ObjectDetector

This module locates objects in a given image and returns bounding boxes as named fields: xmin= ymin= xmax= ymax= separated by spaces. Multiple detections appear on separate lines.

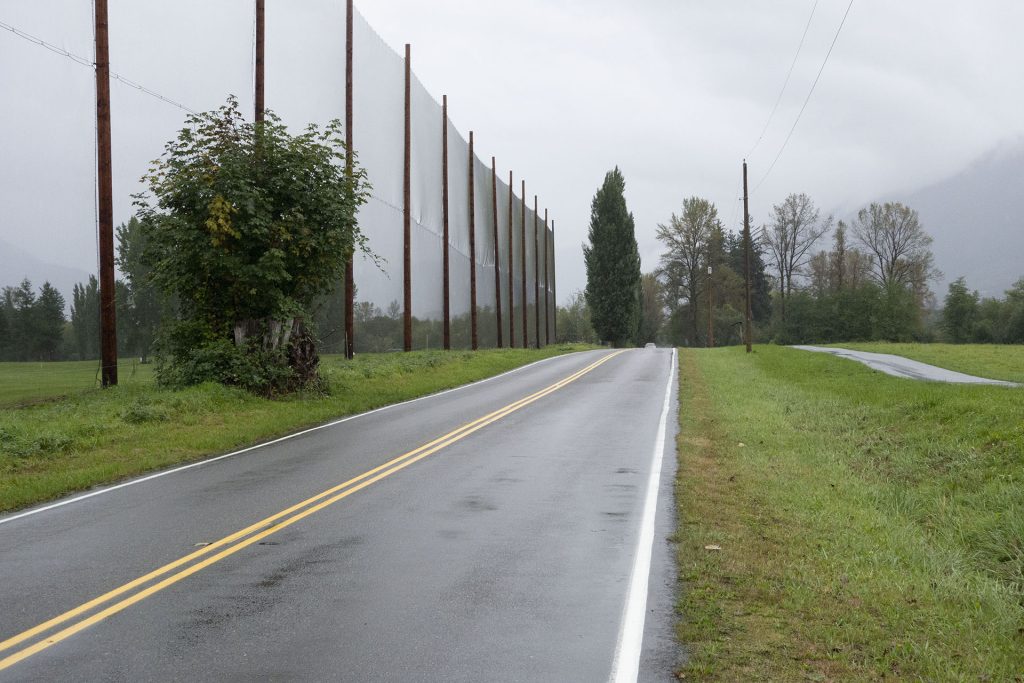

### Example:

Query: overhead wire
xmin=751 ymin=0 xmax=855 ymax=194
xmin=0 ymin=18 xmax=197 ymax=114
xmin=745 ymin=0 xmax=819 ymax=159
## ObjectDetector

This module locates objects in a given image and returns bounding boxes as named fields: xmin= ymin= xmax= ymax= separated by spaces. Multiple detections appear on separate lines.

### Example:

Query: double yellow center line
xmin=0 ymin=350 xmax=624 ymax=672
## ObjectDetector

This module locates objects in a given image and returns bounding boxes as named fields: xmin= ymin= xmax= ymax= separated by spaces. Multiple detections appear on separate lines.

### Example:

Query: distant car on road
xmin=644 ymin=342 xmax=656 ymax=349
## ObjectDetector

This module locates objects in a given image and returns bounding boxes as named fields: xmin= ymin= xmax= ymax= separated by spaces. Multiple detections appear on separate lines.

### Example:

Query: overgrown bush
xmin=135 ymin=97 xmax=370 ymax=394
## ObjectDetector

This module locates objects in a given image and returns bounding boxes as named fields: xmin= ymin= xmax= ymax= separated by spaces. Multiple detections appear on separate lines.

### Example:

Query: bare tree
xmin=849 ymin=202 xmax=939 ymax=301
xmin=656 ymin=197 xmax=719 ymax=345
xmin=761 ymin=193 xmax=831 ymax=321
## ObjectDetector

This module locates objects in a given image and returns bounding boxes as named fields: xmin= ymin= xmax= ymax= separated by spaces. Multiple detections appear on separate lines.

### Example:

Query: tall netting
xmin=351 ymin=9 xmax=405 ymax=352
xmin=546 ymin=224 xmax=556 ymax=344
xmin=473 ymin=156 xmax=498 ymax=348
xmin=447 ymin=123 xmax=472 ymax=349
xmin=494 ymin=176 xmax=513 ymax=347
xmin=0 ymin=1 xmax=253 ymax=393
xmin=511 ymin=191 xmax=525 ymax=347
xmin=1 ymin=0 xmax=557 ymax=399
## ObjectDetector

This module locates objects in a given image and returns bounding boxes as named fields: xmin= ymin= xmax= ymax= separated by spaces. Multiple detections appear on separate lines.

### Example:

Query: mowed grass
xmin=675 ymin=345 xmax=1024 ymax=681
xmin=0 ymin=346 xmax=589 ymax=513
xmin=828 ymin=342 xmax=1024 ymax=384
xmin=0 ymin=359 xmax=154 ymax=407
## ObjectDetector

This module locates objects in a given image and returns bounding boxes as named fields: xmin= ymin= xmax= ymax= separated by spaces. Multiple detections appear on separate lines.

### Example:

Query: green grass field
xmin=674 ymin=346 xmax=1024 ymax=680
xmin=0 ymin=346 xmax=589 ymax=513
xmin=0 ymin=359 xmax=155 ymax=407
xmin=827 ymin=342 xmax=1024 ymax=384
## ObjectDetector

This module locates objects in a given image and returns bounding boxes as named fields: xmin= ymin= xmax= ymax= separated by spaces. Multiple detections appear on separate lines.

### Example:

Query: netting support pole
xmin=533 ymin=195 xmax=540 ymax=349
xmin=743 ymin=159 xmax=753 ymax=354
xmin=491 ymin=158 xmax=502 ymax=348
xmin=344 ymin=0 xmax=354 ymax=359
xmin=403 ymin=44 xmax=412 ymax=352
xmin=95 ymin=0 xmax=117 ymax=387
xmin=544 ymin=208 xmax=550 ymax=346
xmin=520 ymin=180 xmax=527 ymax=349
xmin=507 ymin=170 xmax=515 ymax=348
xmin=255 ymin=0 xmax=265 ymax=123
xmin=441 ymin=95 xmax=451 ymax=351
xmin=468 ymin=132 xmax=478 ymax=351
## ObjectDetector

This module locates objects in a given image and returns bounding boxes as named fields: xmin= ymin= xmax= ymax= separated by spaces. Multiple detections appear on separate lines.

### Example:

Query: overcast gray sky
xmin=2 ymin=0 xmax=1023 ymax=301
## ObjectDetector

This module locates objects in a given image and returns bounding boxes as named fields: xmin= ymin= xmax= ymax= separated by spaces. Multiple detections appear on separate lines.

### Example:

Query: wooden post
xmin=403 ymin=44 xmax=412 ymax=351
xmin=520 ymin=180 xmax=527 ymax=349
xmin=468 ymin=132 xmax=478 ymax=350
xmin=743 ymin=160 xmax=753 ymax=353
xmin=544 ymin=208 xmax=550 ymax=346
xmin=441 ymin=95 xmax=450 ymax=350
xmin=507 ymin=171 xmax=515 ymax=348
xmin=255 ymin=0 xmax=265 ymax=123
xmin=491 ymin=158 xmax=503 ymax=348
xmin=344 ymin=0 xmax=354 ymax=359
xmin=533 ymin=195 xmax=540 ymax=349
xmin=707 ymin=265 xmax=714 ymax=348
xmin=95 ymin=0 xmax=117 ymax=387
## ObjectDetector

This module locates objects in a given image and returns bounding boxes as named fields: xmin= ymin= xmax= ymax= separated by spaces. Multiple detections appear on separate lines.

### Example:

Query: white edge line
xmin=609 ymin=348 xmax=677 ymax=683
xmin=0 ymin=350 xmax=596 ymax=527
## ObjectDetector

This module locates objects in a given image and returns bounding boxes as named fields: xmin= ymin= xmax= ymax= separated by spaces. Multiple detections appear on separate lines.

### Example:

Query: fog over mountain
xmin=882 ymin=143 xmax=1024 ymax=299
xmin=0 ymin=238 xmax=91 ymax=311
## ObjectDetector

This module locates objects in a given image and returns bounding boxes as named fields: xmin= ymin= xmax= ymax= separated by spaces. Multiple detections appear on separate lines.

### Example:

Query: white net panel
xmin=494 ymin=175 xmax=513 ymax=347
xmin=473 ymin=156 xmax=498 ymax=348
xmin=447 ymin=123 xmax=472 ymax=348
xmin=350 ymin=8 xmax=405 ymax=351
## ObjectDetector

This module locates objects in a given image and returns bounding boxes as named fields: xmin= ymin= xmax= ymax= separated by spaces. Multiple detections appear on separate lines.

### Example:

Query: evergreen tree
xmin=34 ymin=282 xmax=66 ymax=360
xmin=7 ymin=279 xmax=37 ymax=361
xmin=71 ymin=276 xmax=101 ymax=360
xmin=0 ymin=299 xmax=10 ymax=361
xmin=942 ymin=277 xmax=979 ymax=343
xmin=116 ymin=217 xmax=162 ymax=361
xmin=583 ymin=168 xmax=641 ymax=346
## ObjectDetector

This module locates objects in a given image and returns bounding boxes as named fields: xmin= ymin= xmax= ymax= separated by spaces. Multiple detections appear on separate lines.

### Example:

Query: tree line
xmin=0 ymin=218 xmax=162 ymax=363
xmin=561 ymin=168 xmax=1023 ymax=347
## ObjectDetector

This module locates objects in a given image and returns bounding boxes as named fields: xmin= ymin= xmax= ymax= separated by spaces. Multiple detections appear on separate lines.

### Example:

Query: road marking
xmin=0 ymin=351 xmax=580 ymax=528
xmin=0 ymin=350 xmax=625 ymax=672
xmin=609 ymin=348 xmax=677 ymax=683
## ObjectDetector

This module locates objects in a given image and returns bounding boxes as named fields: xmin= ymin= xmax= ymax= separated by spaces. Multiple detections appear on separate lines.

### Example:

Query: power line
xmin=752 ymin=0 xmax=855 ymax=195
xmin=746 ymin=0 xmax=819 ymax=159
xmin=0 ymin=18 xmax=197 ymax=114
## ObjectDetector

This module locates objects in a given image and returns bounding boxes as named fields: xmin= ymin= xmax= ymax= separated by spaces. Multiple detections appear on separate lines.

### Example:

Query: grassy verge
xmin=675 ymin=346 xmax=1024 ymax=680
xmin=826 ymin=342 xmax=1024 ymax=384
xmin=0 ymin=359 xmax=155 ymax=407
xmin=0 ymin=346 xmax=590 ymax=513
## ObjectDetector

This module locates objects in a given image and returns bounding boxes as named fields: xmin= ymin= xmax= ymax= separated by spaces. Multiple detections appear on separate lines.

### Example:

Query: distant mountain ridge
xmin=0 ymin=238 xmax=92 ymax=310
xmin=881 ymin=144 xmax=1024 ymax=298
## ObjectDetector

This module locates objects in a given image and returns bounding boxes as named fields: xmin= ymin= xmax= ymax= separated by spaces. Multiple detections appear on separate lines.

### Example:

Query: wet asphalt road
xmin=0 ymin=348 xmax=680 ymax=682
xmin=792 ymin=345 xmax=1020 ymax=386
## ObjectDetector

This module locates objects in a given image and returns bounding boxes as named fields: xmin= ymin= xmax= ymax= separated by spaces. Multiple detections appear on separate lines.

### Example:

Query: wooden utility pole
xmin=743 ymin=160 xmax=753 ymax=353
xmin=403 ymin=44 xmax=412 ymax=351
xmin=544 ymin=209 xmax=550 ymax=345
xmin=344 ymin=0 xmax=354 ymax=358
xmin=441 ymin=96 xmax=450 ymax=350
xmin=707 ymin=265 xmax=714 ymax=348
xmin=255 ymin=0 xmax=265 ymax=123
xmin=491 ymin=158 xmax=503 ymax=348
xmin=95 ymin=0 xmax=117 ymax=387
xmin=468 ymin=133 xmax=478 ymax=350
xmin=520 ymin=181 xmax=527 ymax=349
xmin=507 ymin=171 xmax=515 ymax=347
xmin=533 ymin=196 xmax=540 ymax=348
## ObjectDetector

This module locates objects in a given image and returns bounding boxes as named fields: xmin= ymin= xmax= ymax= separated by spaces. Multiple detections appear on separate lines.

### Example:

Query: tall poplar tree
xmin=583 ymin=168 xmax=641 ymax=347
